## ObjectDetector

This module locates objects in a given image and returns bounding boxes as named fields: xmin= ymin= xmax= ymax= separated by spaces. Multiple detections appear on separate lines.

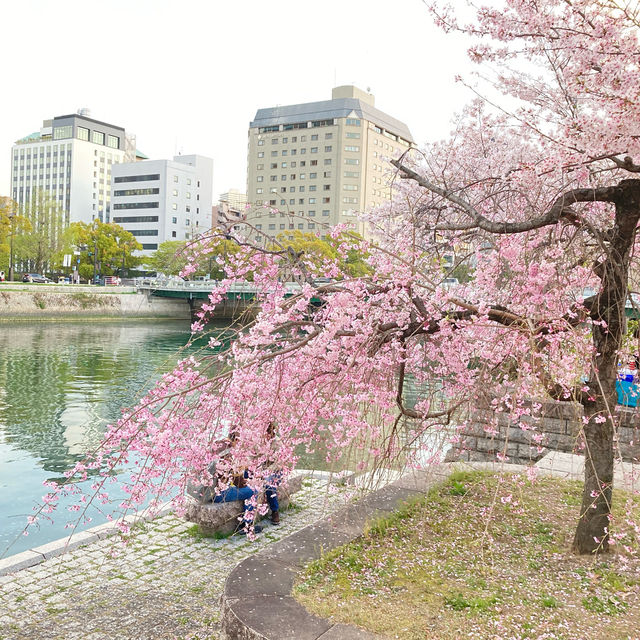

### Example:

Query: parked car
xmin=22 ymin=273 xmax=50 ymax=283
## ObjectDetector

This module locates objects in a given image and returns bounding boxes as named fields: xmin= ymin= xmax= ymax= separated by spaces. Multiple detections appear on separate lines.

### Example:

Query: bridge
xmin=133 ymin=278 xmax=307 ymax=319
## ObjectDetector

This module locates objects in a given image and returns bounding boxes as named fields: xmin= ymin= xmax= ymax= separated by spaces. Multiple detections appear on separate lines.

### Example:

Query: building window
xmin=173 ymin=189 xmax=178 ymax=196
xmin=272 ymin=138 xmax=278 ymax=144
xmin=309 ymin=198 xmax=316 ymax=204
xmin=344 ymin=184 xmax=358 ymax=191
xmin=256 ymin=188 xmax=263 ymax=193
xmin=271 ymin=151 xmax=278 ymax=157
xmin=114 ymin=188 xmax=160 ymax=196
xmin=173 ymin=175 xmax=179 ymax=182
xmin=282 ymin=150 xmax=288 ymax=156
xmin=269 ymin=223 xmax=276 ymax=230
xmin=344 ymin=171 xmax=359 ymax=177
xmin=186 ymin=192 xmax=191 ymax=198
xmin=130 ymin=229 xmax=158 ymax=236
xmin=172 ymin=231 xmax=177 ymax=238
xmin=282 ymin=137 xmax=288 ymax=143
xmin=92 ymin=131 xmax=105 ymax=145
xmin=172 ymin=203 xmax=178 ymax=210
xmin=308 ymin=210 xmax=316 ymax=217
xmin=324 ymin=159 xmax=332 ymax=165
xmin=325 ymin=133 xmax=333 ymax=139
xmin=113 ymin=202 xmax=160 ymax=210
xmin=172 ymin=216 xmax=177 ymax=223
xmin=311 ymin=147 xmax=318 ymax=153
xmin=53 ymin=126 xmax=72 ymax=139
xmin=324 ymin=146 xmax=332 ymax=152
xmin=77 ymin=126 xmax=89 ymax=141
xmin=346 ymin=118 xmax=361 ymax=126
xmin=323 ymin=197 xmax=330 ymax=203
xmin=257 ymin=176 xmax=264 ymax=182
xmin=113 ymin=215 xmax=159 ymax=223
xmin=322 ymin=210 xmax=330 ymax=216
xmin=343 ymin=197 xmax=358 ymax=203
xmin=258 ymin=152 xmax=264 ymax=158
xmin=142 ymin=244 xmax=158 ymax=250
xmin=344 ymin=146 xmax=360 ymax=152
xmin=324 ymin=184 xmax=331 ymax=191
xmin=258 ymin=139 xmax=264 ymax=146
xmin=187 ymin=178 xmax=191 ymax=185
xmin=281 ymin=162 xmax=287 ymax=168
xmin=107 ymin=135 xmax=119 ymax=149
xmin=309 ymin=185 xmax=316 ymax=191
xmin=114 ymin=174 xmax=161 ymax=183
xmin=186 ymin=218 xmax=191 ymax=226
xmin=311 ymin=134 xmax=318 ymax=141
xmin=345 ymin=159 xmax=359 ymax=165
xmin=310 ymin=160 xmax=318 ymax=166
xmin=257 ymin=164 xmax=264 ymax=170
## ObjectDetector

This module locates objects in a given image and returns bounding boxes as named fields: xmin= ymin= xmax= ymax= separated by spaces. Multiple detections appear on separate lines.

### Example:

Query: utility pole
xmin=8 ymin=209 xmax=15 ymax=282
xmin=93 ymin=239 xmax=98 ymax=284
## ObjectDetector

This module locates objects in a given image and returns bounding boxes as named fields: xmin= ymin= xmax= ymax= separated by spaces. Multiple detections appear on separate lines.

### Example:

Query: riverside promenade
xmin=0 ymin=475 xmax=347 ymax=640
xmin=0 ymin=453 xmax=628 ymax=640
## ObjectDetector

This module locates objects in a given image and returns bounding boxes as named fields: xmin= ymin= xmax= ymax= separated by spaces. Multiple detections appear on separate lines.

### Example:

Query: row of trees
xmin=146 ymin=230 xmax=372 ymax=279
xmin=0 ymin=191 xmax=142 ymax=280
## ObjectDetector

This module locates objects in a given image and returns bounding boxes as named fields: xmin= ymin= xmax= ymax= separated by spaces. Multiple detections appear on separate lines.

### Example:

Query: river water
xmin=0 ymin=320 xmax=208 ymax=557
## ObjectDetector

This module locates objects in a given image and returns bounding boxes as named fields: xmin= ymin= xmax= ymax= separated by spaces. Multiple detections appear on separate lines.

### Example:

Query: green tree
xmin=147 ymin=235 xmax=239 ymax=278
xmin=67 ymin=221 xmax=142 ymax=281
xmin=271 ymin=231 xmax=371 ymax=278
xmin=13 ymin=190 xmax=64 ymax=274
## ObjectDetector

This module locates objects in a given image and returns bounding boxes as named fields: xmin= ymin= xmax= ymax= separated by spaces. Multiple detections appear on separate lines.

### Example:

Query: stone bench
xmin=185 ymin=475 xmax=304 ymax=535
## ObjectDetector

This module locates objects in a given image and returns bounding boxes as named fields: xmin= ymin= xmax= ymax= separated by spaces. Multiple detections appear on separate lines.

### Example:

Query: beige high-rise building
xmin=246 ymin=85 xmax=413 ymax=242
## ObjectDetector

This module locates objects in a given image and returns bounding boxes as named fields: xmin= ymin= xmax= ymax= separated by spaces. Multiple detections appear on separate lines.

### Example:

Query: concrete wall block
xmin=617 ymin=443 xmax=640 ymax=461
xmin=618 ymin=408 xmax=640 ymax=429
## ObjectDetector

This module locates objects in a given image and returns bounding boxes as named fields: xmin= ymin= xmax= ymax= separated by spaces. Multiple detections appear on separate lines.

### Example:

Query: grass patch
xmin=184 ymin=523 xmax=231 ymax=540
xmin=294 ymin=472 xmax=640 ymax=639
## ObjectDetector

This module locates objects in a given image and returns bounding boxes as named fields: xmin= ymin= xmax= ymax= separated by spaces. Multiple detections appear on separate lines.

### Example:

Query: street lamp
xmin=8 ymin=206 xmax=16 ymax=282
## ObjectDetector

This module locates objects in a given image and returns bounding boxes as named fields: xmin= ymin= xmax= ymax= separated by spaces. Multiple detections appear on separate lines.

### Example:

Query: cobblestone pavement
xmin=0 ymin=477 xmax=348 ymax=640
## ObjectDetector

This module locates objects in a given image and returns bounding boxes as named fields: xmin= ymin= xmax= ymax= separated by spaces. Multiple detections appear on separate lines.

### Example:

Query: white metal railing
xmin=133 ymin=277 xmax=304 ymax=295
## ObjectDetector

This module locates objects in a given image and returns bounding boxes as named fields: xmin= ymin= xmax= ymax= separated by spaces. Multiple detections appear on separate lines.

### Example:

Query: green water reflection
xmin=0 ymin=320 xmax=217 ymax=556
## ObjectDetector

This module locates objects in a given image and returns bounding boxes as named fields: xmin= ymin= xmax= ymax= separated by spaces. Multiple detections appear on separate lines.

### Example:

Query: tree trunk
xmin=572 ymin=179 xmax=640 ymax=554
xmin=572 ymin=400 xmax=614 ymax=553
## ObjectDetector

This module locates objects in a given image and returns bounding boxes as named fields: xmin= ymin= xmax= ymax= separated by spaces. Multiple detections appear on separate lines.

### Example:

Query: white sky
xmin=0 ymin=0 xmax=473 ymax=200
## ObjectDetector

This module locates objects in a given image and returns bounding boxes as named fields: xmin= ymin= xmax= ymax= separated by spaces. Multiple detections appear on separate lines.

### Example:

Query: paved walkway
xmin=0 ymin=476 xmax=349 ymax=640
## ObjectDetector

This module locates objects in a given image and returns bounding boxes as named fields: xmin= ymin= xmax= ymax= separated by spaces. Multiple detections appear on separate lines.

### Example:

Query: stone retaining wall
xmin=445 ymin=399 xmax=640 ymax=464
xmin=0 ymin=287 xmax=190 ymax=319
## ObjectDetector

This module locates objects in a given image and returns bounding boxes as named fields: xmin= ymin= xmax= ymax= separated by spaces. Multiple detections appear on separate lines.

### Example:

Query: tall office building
xmin=110 ymin=154 xmax=213 ymax=256
xmin=11 ymin=110 xmax=136 ymax=225
xmin=246 ymin=85 xmax=413 ymax=242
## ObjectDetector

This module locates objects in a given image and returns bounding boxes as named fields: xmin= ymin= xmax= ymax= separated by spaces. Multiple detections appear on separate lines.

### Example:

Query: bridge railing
xmin=133 ymin=277 xmax=305 ymax=295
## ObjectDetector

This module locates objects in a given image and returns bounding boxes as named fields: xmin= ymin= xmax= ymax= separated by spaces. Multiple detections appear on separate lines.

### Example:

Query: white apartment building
xmin=246 ymin=85 xmax=413 ymax=242
xmin=11 ymin=110 xmax=136 ymax=225
xmin=110 ymin=155 xmax=213 ymax=256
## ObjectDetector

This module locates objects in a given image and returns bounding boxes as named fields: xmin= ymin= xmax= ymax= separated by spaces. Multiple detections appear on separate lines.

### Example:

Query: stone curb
xmin=0 ymin=503 xmax=173 ymax=577
xmin=219 ymin=461 xmax=551 ymax=640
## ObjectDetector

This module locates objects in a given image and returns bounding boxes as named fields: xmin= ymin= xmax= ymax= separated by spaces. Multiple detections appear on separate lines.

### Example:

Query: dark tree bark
xmin=395 ymin=156 xmax=640 ymax=555
xmin=573 ymin=179 xmax=640 ymax=553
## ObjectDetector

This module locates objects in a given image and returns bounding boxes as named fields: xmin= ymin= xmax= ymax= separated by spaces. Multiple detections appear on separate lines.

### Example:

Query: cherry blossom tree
xmin=43 ymin=0 xmax=640 ymax=555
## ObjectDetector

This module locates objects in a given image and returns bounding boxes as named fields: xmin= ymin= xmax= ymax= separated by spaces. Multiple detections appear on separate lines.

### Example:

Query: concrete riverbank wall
xmin=0 ymin=286 xmax=191 ymax=320
xmin=445 ymin=397 xmax=640 ymax=464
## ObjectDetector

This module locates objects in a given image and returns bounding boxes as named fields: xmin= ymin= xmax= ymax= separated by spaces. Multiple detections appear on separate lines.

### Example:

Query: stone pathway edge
xmin=0 ymin=503 xmax=174 ymax=577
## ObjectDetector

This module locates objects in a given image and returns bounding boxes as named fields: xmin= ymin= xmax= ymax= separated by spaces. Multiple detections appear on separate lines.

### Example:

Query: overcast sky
xmin=1 ymin=0 xmax=474 ymax=200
